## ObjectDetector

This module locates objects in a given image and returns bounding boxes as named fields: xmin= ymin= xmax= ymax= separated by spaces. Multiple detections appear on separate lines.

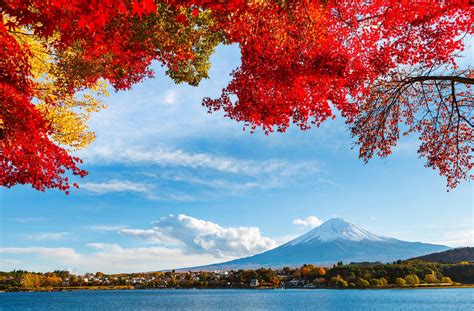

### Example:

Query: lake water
xmin=1 ymin=288 xmax=473 ymax=310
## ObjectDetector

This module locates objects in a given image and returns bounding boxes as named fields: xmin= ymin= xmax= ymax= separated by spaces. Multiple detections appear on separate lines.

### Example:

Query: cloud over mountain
xmin=293 ymin=216 xmax=323 ymax=229
xmin=119 ymin=214 xmax=277 ymax=258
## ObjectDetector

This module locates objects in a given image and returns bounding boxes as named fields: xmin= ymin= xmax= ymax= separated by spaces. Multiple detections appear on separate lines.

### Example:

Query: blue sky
xmin=1 ymin=42 xmax=473 ymax=274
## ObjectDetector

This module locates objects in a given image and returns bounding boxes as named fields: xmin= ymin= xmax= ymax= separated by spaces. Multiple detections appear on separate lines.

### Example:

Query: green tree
xmin=256 ymin=268 xmax=276 ymax=282
xmin=424 ymin=271 xmax=438 ymax=284
xmin=282 ymin=267 xmax=292 ymax=275
xmin=370 ymin=278 xmax=381 ymax=287
xmin=330 ymin=275 xmax=348 ymax=288
xmin=356 ymin=278 xmax=370 ymax=288
xmin=440 ymin=277 xmax=453 ymax=284
xmin=396 ymin=278 xmax=406 ymax=287
xmin=405 ymin=274 xmax=420 ymax=286
xmin=167 ymin=278 xmax=177 ymax=287
xmin=241 ymin=270 xmax=258 ymax=283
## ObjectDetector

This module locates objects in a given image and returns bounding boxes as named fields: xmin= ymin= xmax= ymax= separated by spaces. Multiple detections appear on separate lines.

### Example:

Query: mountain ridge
xmin=184 ymin=218 xmax=449 ymax=271
xmin=410 ymin=247 xmax=474 ymax=263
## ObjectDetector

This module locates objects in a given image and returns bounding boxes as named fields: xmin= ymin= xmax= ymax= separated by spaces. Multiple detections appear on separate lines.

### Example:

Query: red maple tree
xmin=1 ymin=0 xmax=473 ymax=191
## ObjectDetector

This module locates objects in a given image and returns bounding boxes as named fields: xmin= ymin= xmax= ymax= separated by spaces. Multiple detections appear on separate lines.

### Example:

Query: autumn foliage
xmin=1 ymin=0 xmax=473 ymax=192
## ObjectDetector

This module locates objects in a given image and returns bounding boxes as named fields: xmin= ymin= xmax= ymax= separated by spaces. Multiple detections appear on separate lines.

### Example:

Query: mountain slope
xmin=410 ymin=247 xmax=474 ymax=263
xmin=188 ymin=218 xmax=449 ymax=271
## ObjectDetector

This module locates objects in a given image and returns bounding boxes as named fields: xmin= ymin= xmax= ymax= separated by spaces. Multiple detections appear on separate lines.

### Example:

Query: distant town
xmin=1 ymin=255 xmax=473 ymax=292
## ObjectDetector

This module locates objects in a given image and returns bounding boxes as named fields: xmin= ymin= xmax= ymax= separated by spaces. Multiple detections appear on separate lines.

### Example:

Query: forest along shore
xmin=2 ymin=260 xmax=473 ymax=292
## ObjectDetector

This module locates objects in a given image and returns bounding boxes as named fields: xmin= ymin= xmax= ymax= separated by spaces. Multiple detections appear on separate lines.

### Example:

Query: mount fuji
xmin=189 ymin=218 xmax=449 ymax=270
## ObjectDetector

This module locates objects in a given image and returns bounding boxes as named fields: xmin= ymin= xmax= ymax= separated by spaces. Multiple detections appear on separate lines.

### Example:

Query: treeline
xmin=1 ymin=260 xmax=473 ymax=291
xmin=323 ymin=260 xmax=474 ymax=288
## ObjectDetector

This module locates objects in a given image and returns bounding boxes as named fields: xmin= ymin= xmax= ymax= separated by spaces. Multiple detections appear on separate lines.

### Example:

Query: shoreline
xmin=2 ymin=284 xmax=474 ymax=293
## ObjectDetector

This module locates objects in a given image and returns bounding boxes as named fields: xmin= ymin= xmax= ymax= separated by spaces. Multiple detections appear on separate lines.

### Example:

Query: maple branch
xmin=452 ymin=81 xmax=474 ymax=128
xmin=405 ymin=76 xmax=474 ymax=85
xmin=452 ymin=81 xmax=461 ymax=177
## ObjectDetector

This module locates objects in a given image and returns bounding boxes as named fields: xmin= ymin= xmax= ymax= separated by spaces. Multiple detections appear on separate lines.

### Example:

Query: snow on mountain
xmin=288 ymin=218 xmax=389 ymax=245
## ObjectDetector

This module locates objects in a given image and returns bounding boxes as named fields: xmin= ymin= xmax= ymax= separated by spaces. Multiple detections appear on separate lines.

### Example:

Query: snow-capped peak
xmin=288 ymin=218 xmax=387 ymax=245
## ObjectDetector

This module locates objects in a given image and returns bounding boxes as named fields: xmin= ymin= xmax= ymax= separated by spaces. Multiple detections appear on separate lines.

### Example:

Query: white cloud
xmin=163 ymin=90 xmax=177 ymax=105
xmin=118 ymin=229 xmax=176 ymax=244
xmin=81 ymin=146 xmax=319 ymax=177
xmin=293 ymin=216 xmax=323 ymax=229
xmin=76 ymin=148 xmax=320 ymax=199
xmin=80 ymin=180 xmax=153 ymax=196
xmin=1 ymin=247 xmax=81 ymax=263
xmin=0 ymin=245 xmax=229 ymax=274
xmin=435 ymin=229 xmax=474 ymax=247
xmin=23 ymin=232 xmax=71 ymax=241
xmin=2 ymin=224 xmax=472 ymax=274
xmin=119 ymin=214 xmax=277 ymax=258
xmin=162 ymin=173 xmax=284 ymax=192
xmin=387 ymin=222 xmax=473 ymax=248
xmin=0 ymin=259 xmax=21 ymax=271
xmin=86 ymin=225 xmax=129 ymax=232
xmin=9 ymin=217 xmax=47 ymax=223
xmin=0 ymin=258 xmax=21 ymax=265
xmin=79 ymin=179 xmax=196 ymax=201
xmin=273 ymin=234 xmax=299 ymax=245
xmin=3 ymin=213 xmax=280 ymax=273
xmin=80 ymin=244 xmax=222 ymax=273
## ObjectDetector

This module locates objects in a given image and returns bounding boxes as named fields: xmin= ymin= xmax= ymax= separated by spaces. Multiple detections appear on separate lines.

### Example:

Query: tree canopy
xmin=1 ymin=0 xmax=472 ymax=192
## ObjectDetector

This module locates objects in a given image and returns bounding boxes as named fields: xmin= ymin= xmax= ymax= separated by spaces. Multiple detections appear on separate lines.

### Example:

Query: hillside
xmin=411 ymin=247 xmax=474 ymax=263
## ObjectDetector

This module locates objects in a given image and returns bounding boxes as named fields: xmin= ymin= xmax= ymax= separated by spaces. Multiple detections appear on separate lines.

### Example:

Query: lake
xmin=1 ymin=288 xmax=473 ymax=310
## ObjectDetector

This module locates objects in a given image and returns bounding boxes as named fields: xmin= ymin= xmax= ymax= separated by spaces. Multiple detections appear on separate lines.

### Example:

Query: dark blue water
xmin=1 ymin=288 xmax=473 ymax=310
